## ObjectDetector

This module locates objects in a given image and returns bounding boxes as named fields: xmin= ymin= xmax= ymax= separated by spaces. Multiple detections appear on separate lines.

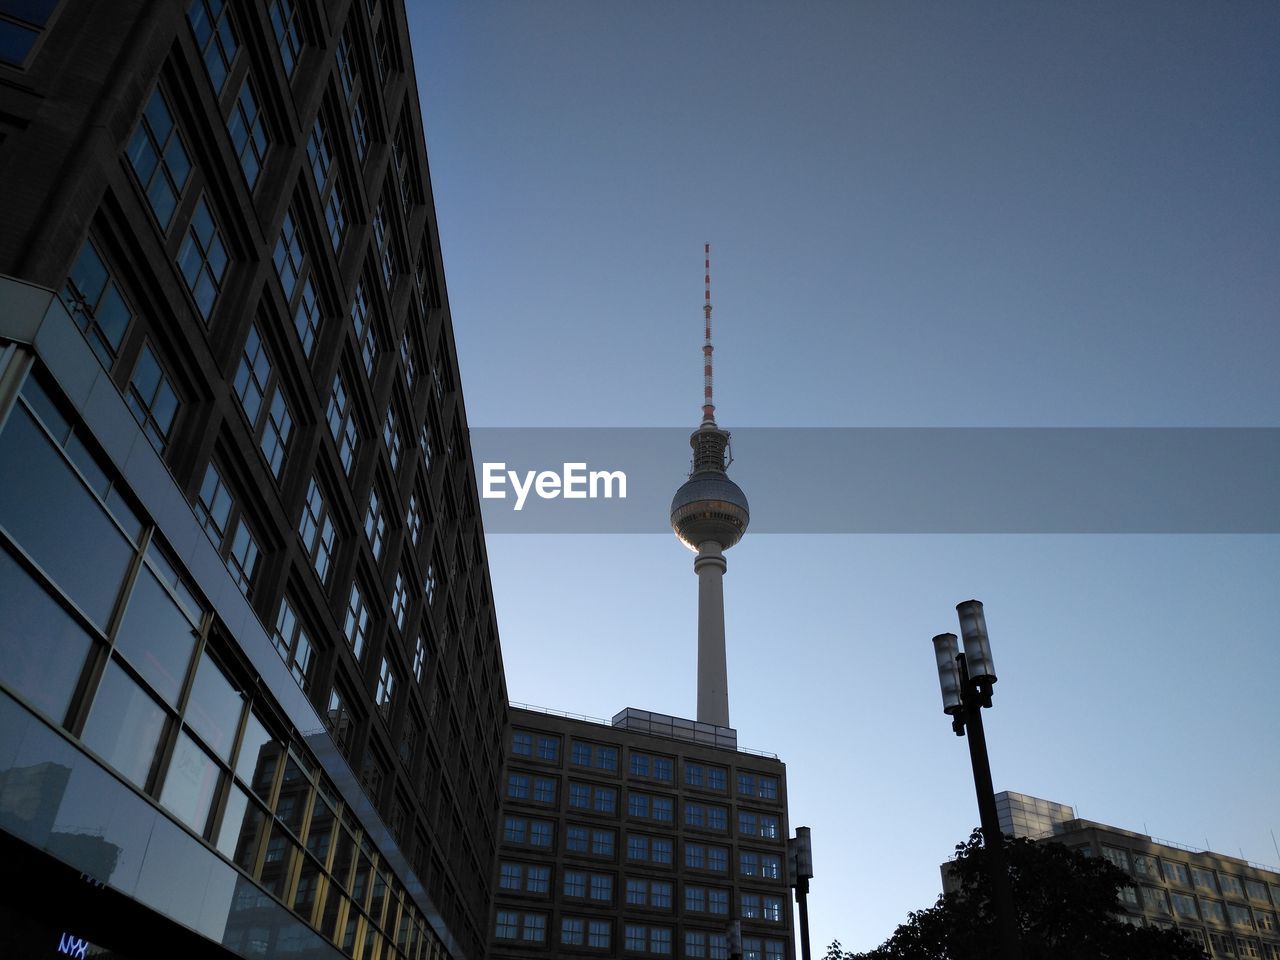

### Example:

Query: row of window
xmin=493 ymin=913 xmax=786 ymax=960
xmin=508 ymin=773 xmax=781 ymax=836
xmin=1128 ymin=885 xmax=1280 ymax=933
xmin=1103 ymin=847 xmax=1280 ymax=908
xmin=496 ymin=862 xmax=786 ymax=918
xmin=501 ymin=817 xmax=783 ymax=877
xmin=511 ymin=730 xmax=780 ymax=799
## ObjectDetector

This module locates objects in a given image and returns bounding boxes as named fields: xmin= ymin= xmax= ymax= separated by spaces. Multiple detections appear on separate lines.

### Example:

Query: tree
xmin=831 ymin=830 xmax=1206 ymax=960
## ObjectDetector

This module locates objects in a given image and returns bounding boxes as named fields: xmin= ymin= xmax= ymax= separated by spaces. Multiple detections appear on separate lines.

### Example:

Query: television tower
xmin=670 ymin=243 xmax=750 ymax=728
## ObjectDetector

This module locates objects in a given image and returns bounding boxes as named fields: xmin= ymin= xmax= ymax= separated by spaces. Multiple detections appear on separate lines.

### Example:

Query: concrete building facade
xmin=983 ymin=792 xmax=1280 ymax=959
xmin=0 ymin=2 xmax=506 ymax=958
xmin=488 ymin=705 xmax=795 ymax=960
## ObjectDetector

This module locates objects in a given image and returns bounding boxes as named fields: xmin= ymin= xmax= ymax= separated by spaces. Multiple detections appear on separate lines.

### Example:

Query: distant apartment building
xmin=488 ymin=705 xmax=795 ymax=960
xmin=956 ymin=792 xmax=1280 ymax=959
xmin=0 ymin=1 xmax=506 ymax=958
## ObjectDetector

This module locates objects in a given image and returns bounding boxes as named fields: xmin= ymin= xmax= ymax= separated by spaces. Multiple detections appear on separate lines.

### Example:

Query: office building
xmin=488 ymin=705 xmax=794 ymax=960
xmin=0 ymin=1 xmax=506 ymax=958
xmin=954 ymin=792 xmax=1280 ymax=959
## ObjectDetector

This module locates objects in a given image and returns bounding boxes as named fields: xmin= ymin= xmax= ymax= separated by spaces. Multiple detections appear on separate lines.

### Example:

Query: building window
xmin=406 ymin=492 xmax=423 ymax=546
xmin=424 ymin=561 xmax=436 ymax=605
xmin=335 ymin=25 xmax=356 ymax=98
xmin=343 ymin=582 xmax=370 ymax=659
xmin=504 ymin=817 xmax=526 ymax=844
xmin=177 ymin=195 xmax=229 ymax=323
xmin=61 ymin=238 xmax=134 ymax=369
xmin=686 ymin=886 xmax=706 ymax=912
xmin=325 ymin=686 xmax=353 ymax=755
xmin=350 ymin=280 xmax=377 ymax=375
xmin=530 ymin=821 xmax=553 ymax=847
xmin=326 ymin=372 xmax=358 ymax=473
xmin=307 ymin=114 xmax=332 ymax=188
xmin=298 ymin=478 xmax=335 ymax=581
xmin=709 ymin=889 xmax=729 ymax=915
xmin=228 ymin=78 xmax=269 ymax=188
xmin=374 ymin=656 xmax=395 ymax=720
xmin=127 ymin=342 xmax=180 ymax=451
xmin=412 ymin=633 xmax=427 ymax=683
xmin=534 ymin=777 xmax=556 ymax=804
xmin=564 ymin=870 xmax=586 ymax=898
xmin=233 ymin=325 xmax=293 ymax=477
xmin=290 ymin=276 xmax=321 ymax=358
xmin=592 ymin=829 xmax=614 ymax=857
xmin=363 ymin=488 xmax=386 ymax=561
xmin=320 ymin=177 xmax=344 ymax=248
xmin=196 ymin=461 xmax=233 ymax=545
xmin=686 ymin=932 xmax=707 ymax=958
xmin=351 ymin=95 xmax=369 ymax=162
xmin=382 ymin=408 xmax=402 ymax=471
xmin=626 ymin=926 xmax=646 ymax=952
xmin=188 ymin=0 xmax=238 ymax=92
xmin=526 ymin=865 xmax=550 ymax=894
xmin=274 ymin=209 xmax=304 ymax=301
xmin=512 ymin=731 xmax=532 ymax=756
xmin=590 ymin=875 xmax=612 ymax=902
xmin=127 ymin=89 xmax=190 ymax=231
xmin=494 ymin=911 xmax=517 ymax=941
xmin=1191 ymin=866 xmax=1218 ymax=894
xmin=567 ymin=826 xmax=588 ymax=853
xmin=390 ymin=571 xmax=409 ymax=630
xmin=594 ymin=786 xmax=617 ymax=813
xmin=401 ymin=332 xmax=417 ymax=388
xmin=268 ymin=0 xmax=303 ymax=76
xmin=562 ymin=918 xmax=585 ymax=946
xmin=507 ymin=774 xmax=530 ymax=801
xmin=499 ymin=863 xmax=521 ymax=890
xmin=537 ymin=734 xmax=560 ymax=761
xmin=589 ymin=921 xmax=611 ymax=949
xmin=225 ymin=518 xmax=260 ymax=595
xmin=271 ymin=598 xmax=314 ymax=689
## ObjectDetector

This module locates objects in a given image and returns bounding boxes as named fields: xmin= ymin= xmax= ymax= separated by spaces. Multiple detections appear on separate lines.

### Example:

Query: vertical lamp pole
xmin=788 ymin=826 xmax=814 ymax=960
xmin=932 ymin=600 xmax=1022 ymax=960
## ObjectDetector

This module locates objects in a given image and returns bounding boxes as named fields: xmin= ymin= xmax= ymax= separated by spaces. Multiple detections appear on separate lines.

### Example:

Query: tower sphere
xmin=670 ymin=471 xmax=750 ymax=551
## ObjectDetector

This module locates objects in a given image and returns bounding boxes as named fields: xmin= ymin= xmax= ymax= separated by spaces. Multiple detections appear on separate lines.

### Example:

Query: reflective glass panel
xmin=160 ymin=729 xmax=221 ymax=834
xmin=114 ymin=566 xmax=197 ymax=706
xmin=236 ymin=709 xmax=281 ymax=797
xmin=82 ymin=658 xmax=167 ymax=787
xmin=186 ymin=652 xmax=242 ymax=761
xmin=305 ymin=795 xmax=336 ymax=862
xmin=0 ymin=405 xmax=133 ymax=628
xmin=261 ymin=821 xmax=299 ymax=899
xmin=294 ymin=852 xmax=323 ymax=921
xmin=276 ymin=753 xmax=312 ymax=836
xmin=216 ymin=782 xmax=266 ymax=870
xmin=0 ymin=548 xmax=94 ymax=723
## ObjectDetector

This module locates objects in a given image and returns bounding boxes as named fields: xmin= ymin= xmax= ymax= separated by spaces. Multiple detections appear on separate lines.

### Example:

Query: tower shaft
xmin=695 ymin=543 xmax=730 ymax=726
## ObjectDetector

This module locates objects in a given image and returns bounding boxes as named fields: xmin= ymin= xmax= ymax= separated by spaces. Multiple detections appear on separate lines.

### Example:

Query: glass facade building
xmin=0 ymin=2 xmax=507 ymax=958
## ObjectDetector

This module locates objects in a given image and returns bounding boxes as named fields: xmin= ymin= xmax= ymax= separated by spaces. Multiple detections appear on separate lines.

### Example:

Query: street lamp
xmin=932 ymin=600 xmax=1022 ymax=960
xmin=788 ymin=826 xmax=814 ymax=960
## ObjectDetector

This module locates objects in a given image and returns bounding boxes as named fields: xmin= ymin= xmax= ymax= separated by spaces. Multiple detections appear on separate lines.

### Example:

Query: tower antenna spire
xmin=702 ymin=242 xmax=715 ymax=425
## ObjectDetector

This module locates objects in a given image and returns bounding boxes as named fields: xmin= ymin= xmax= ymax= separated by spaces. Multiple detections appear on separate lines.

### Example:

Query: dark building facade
xmin=944 ymin=792 xmax=1280 ymax=960
xmin=0 ymin=2 xmax=506 ymax=959
xmin=488 ymin=705 xmax=795 ymax=960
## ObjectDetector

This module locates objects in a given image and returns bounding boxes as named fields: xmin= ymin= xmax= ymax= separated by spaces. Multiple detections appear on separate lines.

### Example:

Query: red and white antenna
xmin=702 ymin=242 xmax=715 ymax=425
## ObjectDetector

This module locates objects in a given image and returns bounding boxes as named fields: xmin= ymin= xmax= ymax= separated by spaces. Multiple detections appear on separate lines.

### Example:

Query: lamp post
xmin=788 ymin=826 xmax=814 ymax=960
xmin=932 ymin=600 xmax=1022 ymax=960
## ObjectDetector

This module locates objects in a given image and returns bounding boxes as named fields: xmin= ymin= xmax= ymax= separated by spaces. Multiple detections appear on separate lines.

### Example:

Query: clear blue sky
xmin=408 ymin=2 xmax=1280 ymax=951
